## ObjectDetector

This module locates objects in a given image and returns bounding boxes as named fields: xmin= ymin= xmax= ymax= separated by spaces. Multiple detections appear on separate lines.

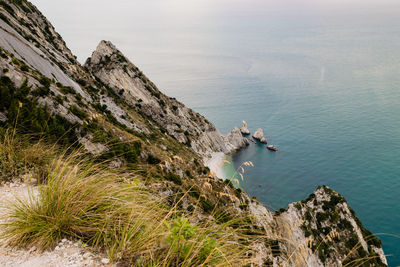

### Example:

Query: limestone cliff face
xmin=0 ymin=1 xmax=387 ymax=266
xmin=85 ymin=40 xmax=245 ymax=156
xmin=275 ymin=186 xmax=387 ymax=266
xmin=0 ymin=0 xmax=90 ymax=96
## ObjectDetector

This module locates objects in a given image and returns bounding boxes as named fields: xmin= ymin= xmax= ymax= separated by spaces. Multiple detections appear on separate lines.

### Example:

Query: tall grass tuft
xmin=1 ymin=151 xmax=256 ymax=266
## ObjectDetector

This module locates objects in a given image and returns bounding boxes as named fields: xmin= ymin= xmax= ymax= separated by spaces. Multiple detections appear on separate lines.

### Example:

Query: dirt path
xmin=0 ymin=182 xmax=111 ymax=267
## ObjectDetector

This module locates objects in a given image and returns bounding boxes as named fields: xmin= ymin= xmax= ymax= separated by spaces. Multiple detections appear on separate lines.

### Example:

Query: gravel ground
xmin=0 ymin=182 xmax=112 ymax=267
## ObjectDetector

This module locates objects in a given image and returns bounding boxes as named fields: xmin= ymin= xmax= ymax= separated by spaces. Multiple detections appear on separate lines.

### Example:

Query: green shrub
xmin=188 ymin=187 xmax=201 ymax=199
xmin=0 ymin=76 xmax=77 ymax=145
xmin=338 ymin=218 xmax=352 ymax=231
xmin=11 ymin=57 xmax=19 ymax=65
xmin=69 ymin=105 xmax=87 ymax=120
xmin=200 ymin=196 xmax=214 ymax=213
xmin=316 ymin=212 xmax=329 ymax=222
xmin=167 ymin=217 xmax=198 ymax=260
xmin=147 ymin=154 xmax=161 ymax=164
xmin=60 ymin=86 xmax=75 ymax=95
xmin=55 ymin=95 xmax=63 ymax=105
xmin=101 ymin=139 xmax=141 ymax=164
xmin=234 ymin=188 xmax=242 ymax=198
xmin=345 ymin=234 xmax=359 ymax=249
xmin=304 ymin=211 xmax=312 ymax=221
xmin=32 ymin=86 xmax=50 ymax=97
xmin=39 ymin=76 xmax=51 ymax=87
xmin=165 ymin=172 xmax=182 ymax=185
xmin=20 ymin=64 xmax=29 ymax=72
xmin=76 ymin=79 xmax=86 ymax=86
xmin=185 ymin=170 xmax=192 ymax=178
xmin=202 ymin=166 xmax=210 ymax=174
xmin=0 ymin=12 xmax=10 ymax=25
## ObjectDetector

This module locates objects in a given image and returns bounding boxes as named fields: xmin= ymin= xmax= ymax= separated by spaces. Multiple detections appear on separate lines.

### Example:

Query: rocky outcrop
xmin=225 ymin=127 xmax=250 ymax=151
xmin=240 ymin=120 xmax=250 ymax=135
xmin=253 ymin=128 xmax=267 ymax=144
xmin=84 ymin=40 xmax=238 ymax=156
xmin=275 ymin=186 xmax=387 ymax=266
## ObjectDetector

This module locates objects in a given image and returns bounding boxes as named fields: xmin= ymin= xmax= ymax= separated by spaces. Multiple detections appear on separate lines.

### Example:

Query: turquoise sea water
xmin=32 ymin=0 xmax=400 ymax=264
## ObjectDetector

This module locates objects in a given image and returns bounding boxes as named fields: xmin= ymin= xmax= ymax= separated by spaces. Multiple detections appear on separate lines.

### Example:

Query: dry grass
xmin=1 ymin=148 xmax=257 ymax=266
xmin=0 ymin=129 xmax=57 ymax=183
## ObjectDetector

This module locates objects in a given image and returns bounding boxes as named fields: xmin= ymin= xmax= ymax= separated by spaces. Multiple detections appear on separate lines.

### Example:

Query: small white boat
xmin=267 ymin=145 xmax=277 ymax=151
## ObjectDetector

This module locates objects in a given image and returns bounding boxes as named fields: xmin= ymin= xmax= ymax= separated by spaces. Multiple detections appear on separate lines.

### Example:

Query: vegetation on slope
xmin=0 ymin=76 xmax=78 ymax=144
xmin=0 ymin=131 xmax=256 ymax=266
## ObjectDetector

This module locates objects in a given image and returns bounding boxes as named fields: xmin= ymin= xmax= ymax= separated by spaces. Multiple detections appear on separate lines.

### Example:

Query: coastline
xmin=205 ymin=152 xmax=227 ymax=179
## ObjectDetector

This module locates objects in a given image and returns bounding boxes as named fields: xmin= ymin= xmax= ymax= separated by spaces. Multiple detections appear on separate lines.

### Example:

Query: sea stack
xmin=225 ymin=127 xmax=250 ymax=151
xmin=253 ymin=128 xmax=267 ymax=144
xmin=240 ymin=121 xmax=250 ymax=135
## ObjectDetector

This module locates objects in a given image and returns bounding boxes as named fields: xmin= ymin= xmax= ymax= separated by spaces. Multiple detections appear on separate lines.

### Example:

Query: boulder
xmin=240 ymin=120 xmax=250 ymax=135
xmin=225 ymin=127 xmax=250 ymax=151
xmin=252 ymin=128 xmax=267 ymax=144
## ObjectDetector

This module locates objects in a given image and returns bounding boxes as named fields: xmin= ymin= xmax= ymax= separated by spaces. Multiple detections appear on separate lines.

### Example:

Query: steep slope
xmin=85 ymin=40 xmax=247 ymax=156
xmin=0 ymin=1 xmax=387 ymax=266
xmin=276 ymin=186 xmax=387 ymax=266
xmin=0 ymin=0 xmax=87 ymax=94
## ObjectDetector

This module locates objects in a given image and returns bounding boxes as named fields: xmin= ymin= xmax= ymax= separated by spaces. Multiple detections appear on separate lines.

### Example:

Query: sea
xmin=32 ymin=0 xmax=400 ymax=265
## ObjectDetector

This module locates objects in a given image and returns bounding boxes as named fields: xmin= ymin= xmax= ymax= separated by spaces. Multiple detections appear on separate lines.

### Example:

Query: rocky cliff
xmin=84 ymin=40 xmax=245 ymax=156
xmin=0 ymin=1 xmax=387 ymax=266
xmin=275 ymin=186 xmax=387 ymax=266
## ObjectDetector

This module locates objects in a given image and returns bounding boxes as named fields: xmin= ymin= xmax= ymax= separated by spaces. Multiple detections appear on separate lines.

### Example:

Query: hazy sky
xmin=30 ymin=0 xmax=400 ymax=65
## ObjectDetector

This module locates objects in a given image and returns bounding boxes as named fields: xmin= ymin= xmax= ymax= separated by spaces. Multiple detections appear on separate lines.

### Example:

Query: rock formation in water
xmin=240 ymin=120 xmax=250 ymax=135
xmin=225 ymin=127 xmax=250 ymax=151
xmin=253 ymin=128 xmax=267 ymax=143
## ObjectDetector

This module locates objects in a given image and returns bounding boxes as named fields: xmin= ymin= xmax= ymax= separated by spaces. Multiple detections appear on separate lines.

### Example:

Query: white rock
xmin=252 ymin=128 xmax=267 ymax=144
xmin=225 ymin=127 xmax=249 ymax=151
xmin=240 ymin=120 xmax=250 ymax=135
xmin=101 ymin=258 xmax=110 ymax=264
